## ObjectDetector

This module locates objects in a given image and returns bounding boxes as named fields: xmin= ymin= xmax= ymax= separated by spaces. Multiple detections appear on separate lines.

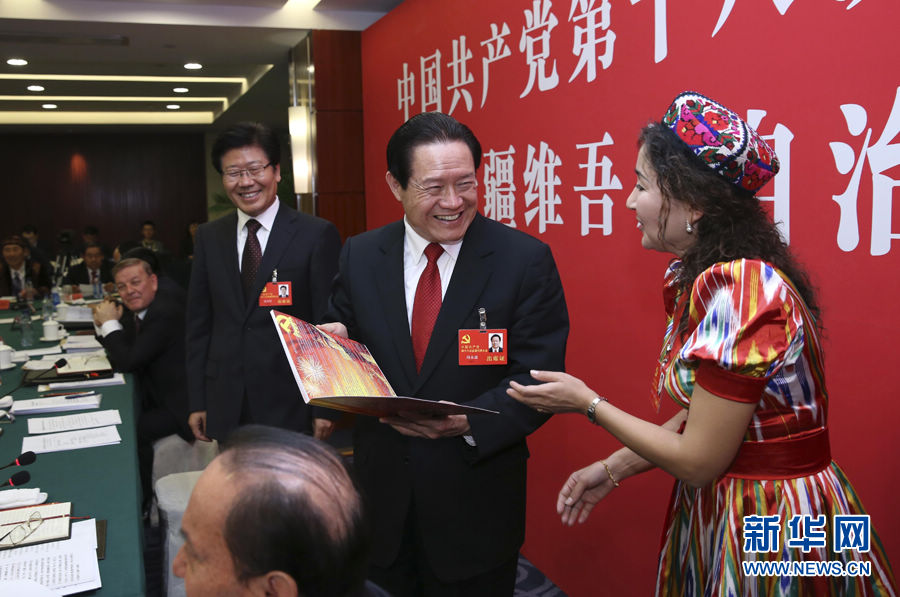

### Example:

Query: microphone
xmin=2 ymin=471 xmax=30 ymax=488
xmin=0 ymin=452 xmax=36 ymax=471
xmin=29 ymin=358 xmax=68 ymax=384
xmin=5 ymin=358 xmax=68 ymax=397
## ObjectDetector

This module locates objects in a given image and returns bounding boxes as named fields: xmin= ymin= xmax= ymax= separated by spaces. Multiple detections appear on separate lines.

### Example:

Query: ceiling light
xmin=42 ymin=103 xmax=57 ymax=109
xmin=183 ymin=62 xmax=202 ymax=70
xmin=27 ymin=85 xmax=44 ymax=92
xmin=166 ymin=104 xmax=180 ymax=110
xmin=7 ymin=58 xmax=28 ymax=66
xmin=173 ymin=87 xmax=189 ymax=93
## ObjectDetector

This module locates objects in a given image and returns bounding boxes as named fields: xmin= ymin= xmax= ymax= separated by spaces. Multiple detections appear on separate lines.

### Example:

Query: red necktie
xmin=241 ymin=219 xmax=262 ymax=302
xmin=91 ymin=270 xmax=98 ymax=284
xmin=411 ymin=243 xmax=444 ymax=372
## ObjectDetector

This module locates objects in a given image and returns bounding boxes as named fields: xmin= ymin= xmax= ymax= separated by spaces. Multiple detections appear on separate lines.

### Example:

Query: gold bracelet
xmin=601 ymin=460 xmax=620 ymax=487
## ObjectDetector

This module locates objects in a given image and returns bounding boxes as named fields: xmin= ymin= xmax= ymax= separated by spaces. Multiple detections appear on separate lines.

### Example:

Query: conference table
xmin=0 ymin=315 xmax=146 ymax=596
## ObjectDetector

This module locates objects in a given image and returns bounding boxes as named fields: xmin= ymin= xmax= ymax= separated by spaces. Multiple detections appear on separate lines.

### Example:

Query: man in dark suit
xmin=94 ymin=257 xmax=193 ymax=506
xmin=0 ymin=235 xmax=51 ymax=299
xmin=186 ymin=122 xmax=341 ymax=443
xmin=63 ymin=243 xmax=114 ymax=293
xmin=322 ymin=112 xmax=569 ymax=596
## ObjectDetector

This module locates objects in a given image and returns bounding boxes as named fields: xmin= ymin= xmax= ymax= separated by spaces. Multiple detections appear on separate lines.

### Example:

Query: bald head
xmin=174 ymin=425 xmax=369 ymax=597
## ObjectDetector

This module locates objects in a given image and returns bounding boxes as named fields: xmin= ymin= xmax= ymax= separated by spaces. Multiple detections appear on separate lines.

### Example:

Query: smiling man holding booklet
xmin=318 ymin=112 xmax=569 ymax=597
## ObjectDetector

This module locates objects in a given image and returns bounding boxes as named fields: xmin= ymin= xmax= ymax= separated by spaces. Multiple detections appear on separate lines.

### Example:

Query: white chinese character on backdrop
xmin=713 ymin=0 xmax=864 ymax=37
xmin=523 ymin=142 xmax=564 ymax=234
xmin=397 ymin=63 xmax=415 ymax=121
xmin=829 ymin=86 xmax=900 ymax=256
xmin=746 ymin=110 xmax=794 ymax=244
xmin=479 ymin=22 xmax=513 ymax=108
xmin=568 ymin=0 xmax=616 ymax=83
xmin=629 ymin=0 xmax=667 ymax=63
xmin=575 ymin=134 xmax=621 ymax=236
xmin=483 ymin=145 xmax=518 ymax=227
xmin=420 ymin=51 xmax=442 ymax=113
xmin=446 ymin=36 xmax=474 ymax=115
xmin=519 ymin=0 xmax=560 ymax=98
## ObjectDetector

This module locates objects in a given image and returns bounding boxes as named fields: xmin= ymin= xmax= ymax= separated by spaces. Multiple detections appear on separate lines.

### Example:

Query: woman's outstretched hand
xmin=507 ymin=370 xmax=596 ymax=415
xmin=557 ymin=460 xmax=617 ymax=526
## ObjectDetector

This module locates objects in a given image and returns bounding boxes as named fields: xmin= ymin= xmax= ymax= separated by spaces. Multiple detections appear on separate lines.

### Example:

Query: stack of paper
xmin=11 ymin=346 xmax=62 ymax=362
xmin=57 ymin=305 xmax=93 ymax=322
xmin=12 ymin=394 xmax=102 ymax=415
xmin=0 ymin=519 xmax=101 ymax=595
xmin=21 ymin=426 xmax=121 ymax=454
xmin=26 ymin=410 xmax=121 ymax=435
xmin=61 ymin=336 xmax=102 ymax=353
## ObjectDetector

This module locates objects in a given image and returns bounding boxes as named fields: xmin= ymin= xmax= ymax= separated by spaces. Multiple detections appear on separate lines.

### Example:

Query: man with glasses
xmin=186 ymin=122 xmax=341 ymax=444
xmin=321 ymin=112 xmax=569 ymax=596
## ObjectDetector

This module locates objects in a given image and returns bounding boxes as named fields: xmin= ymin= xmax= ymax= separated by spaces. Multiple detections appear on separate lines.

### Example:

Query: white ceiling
xmin=0 ymin=0 xmax=402 ymax=129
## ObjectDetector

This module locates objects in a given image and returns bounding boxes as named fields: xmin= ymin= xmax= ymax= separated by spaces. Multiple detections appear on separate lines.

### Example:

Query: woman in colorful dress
xmin=507 ymin=91 xmax=896 ymax=596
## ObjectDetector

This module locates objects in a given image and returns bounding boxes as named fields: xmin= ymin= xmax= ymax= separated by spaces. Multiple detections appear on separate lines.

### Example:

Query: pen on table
xmin=41 ymin=390 xmax=89 ymax=397
xmin=63 ymin=392 xmax=97 ymax=400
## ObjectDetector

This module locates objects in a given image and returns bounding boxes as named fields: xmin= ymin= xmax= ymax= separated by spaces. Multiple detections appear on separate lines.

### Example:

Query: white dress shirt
xmin=402 ymin=217 xmax=462 ymax=332
xmin=236 ymin=198 xmax=280 ymax=271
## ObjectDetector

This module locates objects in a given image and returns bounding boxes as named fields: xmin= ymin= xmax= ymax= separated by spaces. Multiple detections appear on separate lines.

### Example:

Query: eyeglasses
xmin=0 ymin=511 xmax=42 ymax=547
xmin=409 ymin=177 xmax=478 ymax=198
xmin=223 ymin=162 xmax=272 ymax=181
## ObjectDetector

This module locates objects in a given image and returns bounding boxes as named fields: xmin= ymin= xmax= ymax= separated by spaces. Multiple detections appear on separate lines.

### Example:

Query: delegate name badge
xmin=458 ymin=329 xmax=508 ymax=366
xmin=259 ymin=282 xmax=292 ymax=307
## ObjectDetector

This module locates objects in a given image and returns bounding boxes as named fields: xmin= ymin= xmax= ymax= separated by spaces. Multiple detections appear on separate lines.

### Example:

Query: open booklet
xmin=0 ymin=502 xmax=72 ymax=550
xmin=271 ymin=311 xmax=498 ymax=417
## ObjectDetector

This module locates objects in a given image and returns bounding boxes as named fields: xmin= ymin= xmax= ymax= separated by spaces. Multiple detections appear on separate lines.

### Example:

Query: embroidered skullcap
xmin=662 ymin=91 xmax=779 ymax=194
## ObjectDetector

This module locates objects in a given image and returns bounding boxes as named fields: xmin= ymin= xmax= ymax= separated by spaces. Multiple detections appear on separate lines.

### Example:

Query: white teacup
xmin=42 ymin=320 xmax=65 ymax=341
xmin=56 ymin=303 xmax=69 ymax=320
xmin=0 ymin=345 xmax=12 ymax=368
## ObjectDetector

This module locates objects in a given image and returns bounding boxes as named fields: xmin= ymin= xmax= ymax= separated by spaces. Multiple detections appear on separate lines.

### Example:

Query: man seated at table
xmin=93 ymin=257 xmax=192 ymax=513
xmin=0 ymin=235 xmax=51 ymax=299
xmin=63 ymin=242 xmax=114 ymax=295
xmin=174 ymin=425 xmax=389 ymax=597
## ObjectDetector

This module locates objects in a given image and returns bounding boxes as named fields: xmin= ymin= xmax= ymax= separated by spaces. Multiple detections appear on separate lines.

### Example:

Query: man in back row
xmin=94 ymin=257 xmax=192 ymax=510
xmin=186 ymin=122 xmax=342 ymax=443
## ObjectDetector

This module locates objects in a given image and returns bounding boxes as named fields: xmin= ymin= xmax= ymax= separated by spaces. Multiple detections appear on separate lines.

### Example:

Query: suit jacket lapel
xmin=413 ymin=215 xmax=493 ymax=393
xmin=374 ymin=222 xmax=417 ymax=392
xmin=216 ymin=212 xmax=244 ymax=312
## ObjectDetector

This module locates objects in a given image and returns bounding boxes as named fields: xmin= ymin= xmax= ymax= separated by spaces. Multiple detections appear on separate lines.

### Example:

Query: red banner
xmin=362 ymin=2 xmax=900 ymax=594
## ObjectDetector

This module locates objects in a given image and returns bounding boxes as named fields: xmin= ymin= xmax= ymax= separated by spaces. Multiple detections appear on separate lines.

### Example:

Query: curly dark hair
xmin=638 ymin=123 xmax=820 ymax=334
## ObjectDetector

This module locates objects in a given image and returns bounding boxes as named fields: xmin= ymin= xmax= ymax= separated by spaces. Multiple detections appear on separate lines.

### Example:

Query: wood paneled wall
xmin=312 ymin=30 xmax=367 ymax=240
xmin=0 ymin=133 xmax=207 ymax=258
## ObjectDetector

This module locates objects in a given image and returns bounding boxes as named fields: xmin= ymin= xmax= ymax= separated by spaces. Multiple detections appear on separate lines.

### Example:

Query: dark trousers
xmin=368 ymin=505 xmax=519 ymax=597
xmin=137 ymin=407 xmax=187 ymax=504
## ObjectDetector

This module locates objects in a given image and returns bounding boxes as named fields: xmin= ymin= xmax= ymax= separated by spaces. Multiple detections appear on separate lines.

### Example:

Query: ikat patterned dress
xmin=653 ymin=259 xmax=896 ymax=597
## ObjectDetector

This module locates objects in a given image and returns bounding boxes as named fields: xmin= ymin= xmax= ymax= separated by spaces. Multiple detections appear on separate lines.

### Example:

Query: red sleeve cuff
xmin=695 ymin=360 xmax=767 ymax=403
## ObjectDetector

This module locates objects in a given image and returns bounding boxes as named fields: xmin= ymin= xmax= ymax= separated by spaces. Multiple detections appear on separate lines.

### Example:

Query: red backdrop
xmin=361 ymin=1 xmax=900 ymax=594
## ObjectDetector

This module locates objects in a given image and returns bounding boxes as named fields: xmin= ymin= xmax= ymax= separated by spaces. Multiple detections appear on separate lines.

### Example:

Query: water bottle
xmin=41 ymin=297 xmax=53 ymax=320
xmin=51 ymin=285 xmax=61 ymax=310
xmin=92 ymin=277 xmax=103 ymax=299
xmin=20 ymin=307 xmax=34 ymax=347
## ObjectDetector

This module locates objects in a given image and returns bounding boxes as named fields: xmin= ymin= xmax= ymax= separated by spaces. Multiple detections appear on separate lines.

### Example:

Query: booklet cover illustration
xmin=271 ymin=310 xmax=497 ymax=417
